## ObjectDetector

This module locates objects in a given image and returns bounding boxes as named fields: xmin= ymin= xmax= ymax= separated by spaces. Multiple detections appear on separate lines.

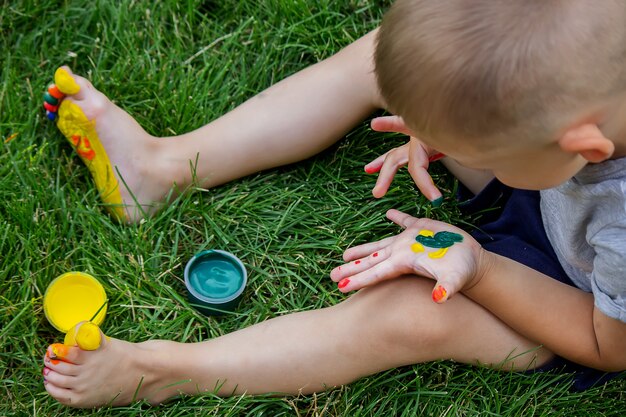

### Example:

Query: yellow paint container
xmin=43 ymin=272 xmax=107 ymax=332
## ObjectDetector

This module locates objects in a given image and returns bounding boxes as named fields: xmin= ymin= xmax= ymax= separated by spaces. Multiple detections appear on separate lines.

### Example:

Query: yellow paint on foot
xmin=64 ymin=322 xmax=102 ymax=350
xmin=56 ymin=100 xmax=125 ymax=221
xmin=411 ymin=242 xmax=425 ymax=253
xmin=428 ymin=248 xmax=449 ymax=259
xmin=54 ymin=68 xmax=81 ymax=95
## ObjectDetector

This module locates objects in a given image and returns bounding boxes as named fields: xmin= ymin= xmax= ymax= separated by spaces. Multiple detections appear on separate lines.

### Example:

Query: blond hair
xmin=375 ymin=0 xmax=626 ymax=144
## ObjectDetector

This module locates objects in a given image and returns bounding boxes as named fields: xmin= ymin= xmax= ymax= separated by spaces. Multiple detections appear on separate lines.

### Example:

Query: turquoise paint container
xmin=184 ymin=250 xmax=247 ymax=315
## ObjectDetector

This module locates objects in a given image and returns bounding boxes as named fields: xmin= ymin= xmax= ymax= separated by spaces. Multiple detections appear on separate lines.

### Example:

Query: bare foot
xmin=43 ymin=335 xmax=185 ymax=407
xmin=46 ymin=67 xmax=173 ymax=222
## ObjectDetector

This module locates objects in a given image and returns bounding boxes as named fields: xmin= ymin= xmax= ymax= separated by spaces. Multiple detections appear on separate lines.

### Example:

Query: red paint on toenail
xmin=43 ymin=102 xmax=59 ymax=112
xmin=355 ymin=260 xmax=361 ymax=264
xmin=338 ymin=278 xmax=350 ymax=289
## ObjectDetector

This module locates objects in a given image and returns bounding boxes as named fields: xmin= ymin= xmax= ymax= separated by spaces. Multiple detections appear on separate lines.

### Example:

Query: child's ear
xmin=558 ymin=123 xmax=615 ymax=163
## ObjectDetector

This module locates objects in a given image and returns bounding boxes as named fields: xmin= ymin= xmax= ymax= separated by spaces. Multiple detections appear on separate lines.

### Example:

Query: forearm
xmin=466 ymin=251 xmax=626 ymax=371
xmin=171 ymin=29 xmax=384 ymax=188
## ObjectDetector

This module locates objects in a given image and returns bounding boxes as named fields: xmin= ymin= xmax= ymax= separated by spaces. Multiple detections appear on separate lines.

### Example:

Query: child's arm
xmin=332 ymin=209 xmax=626 ymax=371
xmin=465 ymin=251 xmax=626 ymax=372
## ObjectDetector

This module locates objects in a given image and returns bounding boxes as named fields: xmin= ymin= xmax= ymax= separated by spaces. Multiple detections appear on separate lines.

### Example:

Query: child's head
xmin=375 ymin=0 xmax=626 ymax=189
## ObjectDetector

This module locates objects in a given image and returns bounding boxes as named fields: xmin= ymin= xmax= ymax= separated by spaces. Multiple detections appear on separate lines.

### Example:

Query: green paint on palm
xmin=415 ymin=231 xmax=463 ymax=248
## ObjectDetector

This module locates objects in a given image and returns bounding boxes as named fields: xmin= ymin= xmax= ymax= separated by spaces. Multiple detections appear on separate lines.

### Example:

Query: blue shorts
xmin=459 ymin=180 xmax=620 ymax=391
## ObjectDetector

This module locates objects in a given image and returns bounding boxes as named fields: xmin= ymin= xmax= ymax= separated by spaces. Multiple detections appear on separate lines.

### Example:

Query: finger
xmin=331 ymin=247 xmax=391 ymax=282
xmin=364 ymin=150 xmax=390 ymax=174
xmin=409 ymin=165 xmax=442 ymax=203
xmin=386 ymin=209 xmax=421 ymax=229
xmin=372 ymin=146 xmax=409 ymax=198
xmin=342 ymin=235 xmax=396 ymax=262
xmin=431 ymin=272 xmax=465 ymax=304
xmin=371 ymin=116 xmax=413 ymax=136
xmin=428 ymin=152 xmax=446 ymax=163
xmin=336 ymin=259 xmax=402 ymax=292
xmin=407 ymin=138 xmax=443 ymax=203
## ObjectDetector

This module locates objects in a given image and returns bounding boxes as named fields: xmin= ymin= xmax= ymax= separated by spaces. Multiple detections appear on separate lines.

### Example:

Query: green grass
xmin=1 ymin=1 xmax=624 ymax=416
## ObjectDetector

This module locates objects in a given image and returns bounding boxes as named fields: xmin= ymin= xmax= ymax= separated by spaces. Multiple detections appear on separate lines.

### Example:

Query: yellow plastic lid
xmin=43 ymin=272 xmax=107 ymax=333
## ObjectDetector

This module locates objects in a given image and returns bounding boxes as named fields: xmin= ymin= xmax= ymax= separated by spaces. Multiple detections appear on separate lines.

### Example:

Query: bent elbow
xmin=594 ymin=354 xmax=626 ymax=373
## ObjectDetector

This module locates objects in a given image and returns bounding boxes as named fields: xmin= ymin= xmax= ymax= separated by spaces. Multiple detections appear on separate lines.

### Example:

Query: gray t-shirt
xmin=540 ymin=157 xmax=626 ymax=323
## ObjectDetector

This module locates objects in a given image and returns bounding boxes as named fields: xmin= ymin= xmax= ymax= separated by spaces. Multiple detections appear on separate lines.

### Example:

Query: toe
xmin=54 ymin=67 xmax=81 ymax=95
xmin=44 ymin=352 xmax=80 ymax=376
xmin=44 ymin=380 xmax=79 ymax=407
xmin=43 ymin=366 xmax=75 ymax=389
xmin=56 ymin=66 xmax=97 ymax=101
xmin=46 ymin=343 xmax=84 ymax=364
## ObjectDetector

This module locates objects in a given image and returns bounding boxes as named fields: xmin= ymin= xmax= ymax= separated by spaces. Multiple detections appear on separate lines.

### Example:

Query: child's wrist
xmin=465 ymin=247 xmax=496 ymax=293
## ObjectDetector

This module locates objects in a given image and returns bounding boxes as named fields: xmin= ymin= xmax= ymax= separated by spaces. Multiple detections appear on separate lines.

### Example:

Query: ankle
xmin=133 ymin=340 xmax=186 ymax=403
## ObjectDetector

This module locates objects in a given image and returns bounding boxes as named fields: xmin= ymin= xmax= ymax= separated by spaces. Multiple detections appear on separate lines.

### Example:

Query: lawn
xmin=1 ymin=1 xmax=624 ymax=416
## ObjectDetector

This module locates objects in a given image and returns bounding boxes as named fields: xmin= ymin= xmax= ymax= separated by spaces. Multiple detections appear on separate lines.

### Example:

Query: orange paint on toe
xmin=432 ymin=285 xmax=447 ymax=303
xmin=48 ymin=84 xmax=65 ymax=99
xmin=50 ymin=343 xmax=70 ymax=359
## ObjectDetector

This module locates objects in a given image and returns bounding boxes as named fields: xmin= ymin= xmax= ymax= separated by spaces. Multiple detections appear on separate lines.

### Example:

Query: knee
xmin=340 ymin=277 xmax=452 ymax=352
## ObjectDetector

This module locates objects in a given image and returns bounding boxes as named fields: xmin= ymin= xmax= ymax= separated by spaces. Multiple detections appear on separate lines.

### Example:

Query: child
xmin=43 ymin=0 xmax=625 ymax=408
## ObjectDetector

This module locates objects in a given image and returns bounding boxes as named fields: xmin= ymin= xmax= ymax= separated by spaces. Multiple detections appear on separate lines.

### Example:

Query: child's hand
xmin=330 ymin=209 xmax=483 ymax=303
xmin=366 ymin=116 xmax=443 ymax=203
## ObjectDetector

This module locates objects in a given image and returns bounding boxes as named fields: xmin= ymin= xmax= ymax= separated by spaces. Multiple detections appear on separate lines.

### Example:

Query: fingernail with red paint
xmin=372 ymin=252 xmax=378 ymax=257
xmin=428 ymin=152 xmax=446 ymax=163
xmin=338 ymin=278 xmax=350 ymax=289
xmin=432 ymin=285 xmax=448 ymax=303
xmin=365 ymin=166 xmax=380 ymax=174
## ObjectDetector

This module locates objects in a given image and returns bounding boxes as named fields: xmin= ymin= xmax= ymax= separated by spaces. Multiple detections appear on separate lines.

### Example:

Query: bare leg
xmin=43 ymin=277 xmax=553 ymax=408
xmin=52 ymin=30 xmax=383 ymax=222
